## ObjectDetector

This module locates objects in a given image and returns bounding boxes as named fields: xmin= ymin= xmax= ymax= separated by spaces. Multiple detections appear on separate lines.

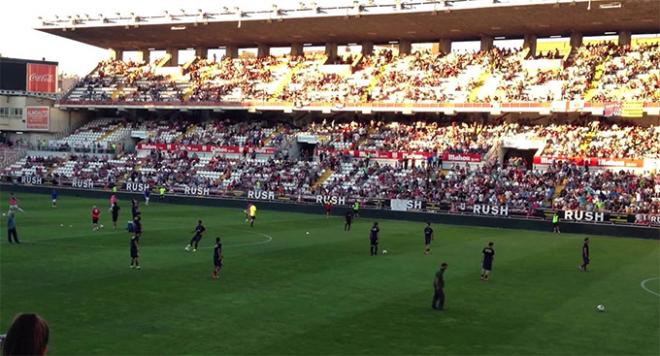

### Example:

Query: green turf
xmin=1 ymin=193 xmax=659 ymax=355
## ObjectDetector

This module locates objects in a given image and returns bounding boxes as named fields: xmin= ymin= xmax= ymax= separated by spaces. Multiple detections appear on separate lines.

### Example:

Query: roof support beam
xmin=325 ymin=42 xmax=338 ymax=63
xmin=109 ymin=48 xmax=123 ymax=61
xmin=523 ymin=34 xmax=537 ymax=57
xmin=225 ymin=46 xmax=239 ymax=59
xmin=398 ymin=40 xmax=411 ymax=55
xmin=195 ymin=47 xmax=208 ymax=59
xmin=432 ymin=39 xmax=452 ymax=55
xmin=618 ymin=31 xmax=631 ymax=46
xmin=480 ymin=36 xmax=494 ymax=51
xmin=361 ymin=41 xmax=374 ymax=56
xmin=165 ymin=48 xmax=179 ymax=66
xmin=291 ymin=43 xmax=304 ymax=57
xmin=257 ymin=44 xmax=271 ymax=58
xmin=570 ymin=32 xmax=583 ymax=48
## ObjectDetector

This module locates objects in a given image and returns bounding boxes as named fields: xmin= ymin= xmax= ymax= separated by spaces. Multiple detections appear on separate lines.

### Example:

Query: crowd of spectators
xmin=64 ymin=42 xmax=660 ymax=105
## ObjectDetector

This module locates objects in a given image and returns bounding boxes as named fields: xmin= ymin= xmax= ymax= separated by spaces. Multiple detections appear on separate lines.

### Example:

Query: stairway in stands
xmin=312 ymin=168 xmax=334 ymax=190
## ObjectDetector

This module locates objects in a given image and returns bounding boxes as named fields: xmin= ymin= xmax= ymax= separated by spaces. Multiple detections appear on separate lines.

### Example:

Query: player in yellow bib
xmin=249 ymin=204 xmax=257 ymax=227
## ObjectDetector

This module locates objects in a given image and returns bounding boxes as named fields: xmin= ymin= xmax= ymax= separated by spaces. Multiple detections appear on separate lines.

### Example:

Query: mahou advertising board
xmin=26 ymin=63 xmax=57 ymax=93
xmin=25 ymin=107 xmax=49 ymax=130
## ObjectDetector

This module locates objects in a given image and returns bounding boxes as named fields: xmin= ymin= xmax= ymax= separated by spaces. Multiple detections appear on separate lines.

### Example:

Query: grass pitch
xmin=1 ymin=193 xmax=659 ymax=355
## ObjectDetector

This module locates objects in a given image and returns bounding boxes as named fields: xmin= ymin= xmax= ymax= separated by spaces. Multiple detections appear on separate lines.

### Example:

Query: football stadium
xmin=1 ymin=0 xmax=659 ymax=354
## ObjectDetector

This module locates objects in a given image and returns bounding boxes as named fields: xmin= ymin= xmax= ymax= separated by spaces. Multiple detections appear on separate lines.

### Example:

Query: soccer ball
xmin=60 ymin=224 xmax=64 ymax=227
xmin=306 ymin=232 xmax=310 ymax=236
xmin=100 ymin=224 xmax=104 ymax=228
xmin=382 ymin=250 xmax=388 ymax=254
xmin=596 ymin=304 xmax=605 ymax=312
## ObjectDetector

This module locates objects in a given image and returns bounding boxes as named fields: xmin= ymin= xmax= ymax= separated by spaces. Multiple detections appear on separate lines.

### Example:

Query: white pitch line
xmin=640 ymin=277 xmax=660 ymax=297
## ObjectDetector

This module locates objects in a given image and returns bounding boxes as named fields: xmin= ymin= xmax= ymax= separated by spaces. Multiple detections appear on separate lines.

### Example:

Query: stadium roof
xmin=36 ymin=0 xmax=660 ymax=50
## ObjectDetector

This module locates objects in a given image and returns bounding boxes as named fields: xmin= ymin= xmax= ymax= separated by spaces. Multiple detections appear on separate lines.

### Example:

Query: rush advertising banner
xmin=25 ymin=107 xmax=49 ymax=130
xmin=26 ymin=63 xmax=57 ymax=93
xmin=560 ymin=210 xmax=609 ymax=223
xmin=390 ymin=199 xmax=424 ymax=212
xmin=136 ymin=143 xmax=276 ymax=155
xmin=533 ymin=156 xmax=644 ymax=168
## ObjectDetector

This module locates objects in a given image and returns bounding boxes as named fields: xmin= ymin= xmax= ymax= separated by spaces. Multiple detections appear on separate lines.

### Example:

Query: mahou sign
xmin=27 ymin=63 xmax=57 ymax=93
xmin=26 ymin=107 xmax=49 ymax=130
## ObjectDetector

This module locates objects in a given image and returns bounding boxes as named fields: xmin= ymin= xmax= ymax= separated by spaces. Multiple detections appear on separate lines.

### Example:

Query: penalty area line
xmin=640 ymin=277 xmax=660 ymax=297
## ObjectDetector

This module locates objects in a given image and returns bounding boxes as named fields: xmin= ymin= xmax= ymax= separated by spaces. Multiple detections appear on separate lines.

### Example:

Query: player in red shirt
xmin=91 ymin=205 xmax=101 ymax=231
xmin=324 ymin=203 xmax=332 ymax=219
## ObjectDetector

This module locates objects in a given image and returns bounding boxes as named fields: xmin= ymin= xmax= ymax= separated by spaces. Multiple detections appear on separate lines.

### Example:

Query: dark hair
xmin=216 ymin=237 xmax=220 ymax=243
xmin=441 ymin=262 xmax=448 ymax=268
xmin=584 ymin=238 xmax=589 ymax=242
xmin=488 ymin=242 xmax=494 ymax=246
xmin=198 ymin=220 xmax=202 ymax=224
xmin=427 ymin=222 xmax=431 ymax=226
xmin=2 ymin=313 xmax=49 ymax=356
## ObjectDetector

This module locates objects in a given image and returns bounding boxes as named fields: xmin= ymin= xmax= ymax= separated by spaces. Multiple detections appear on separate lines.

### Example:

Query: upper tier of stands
xmin=62 ymin=42 xmax=660 ymax=105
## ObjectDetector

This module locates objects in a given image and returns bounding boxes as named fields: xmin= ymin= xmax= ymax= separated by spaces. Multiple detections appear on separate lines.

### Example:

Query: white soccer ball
xmin=60 ymin=224 xmax=64 ymax=227
xmin=382 ymin=250 xmax=388 ymax=254
xmin=596 ymin=304 xmax=605 ymax=312
xmin=306 ymin=231 xmax=310 ymax=236
xmin=100 ymin=224 xmax=104 ymax=228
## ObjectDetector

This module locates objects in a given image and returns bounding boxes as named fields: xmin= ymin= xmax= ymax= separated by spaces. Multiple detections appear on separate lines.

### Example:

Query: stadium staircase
xmin=468 ymin=69 xmax=493 ymax=102
xmin=155 ymin=54 xmax=172 ymax=68
xmin=362 ymin=65 xmax=386 ymax=101
xmin=312 ymin=169 xmax=334 ymax=190
xmin=553 ymin=179 xmax=567 ymax=200
xmin=269 ymin=61 xmax=303 ymax=101
xmin=583 ymin=58 xmax=610 ymax=101
xmin=97 ymin=126 xmax=120 ymax=143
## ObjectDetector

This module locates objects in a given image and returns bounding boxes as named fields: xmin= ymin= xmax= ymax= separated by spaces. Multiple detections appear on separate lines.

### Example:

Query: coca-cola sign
xmin=27 ymin=63 xmax=57 ymax=93
xmin=25 ymin=107 xmax=49 ymax=130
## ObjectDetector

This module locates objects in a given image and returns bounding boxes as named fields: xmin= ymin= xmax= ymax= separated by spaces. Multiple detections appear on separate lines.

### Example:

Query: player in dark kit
xmin=185 ymin=220 xmax=206 ymax=252
xmin=579 ymin=238 xmax=590 ymax=271
xmin=424 ymin=223 xmax=433 ymax=255
xmin=130 ymin=216 xmax=142 ymax=269
xmin=91 ymin=205 xmax=101 ymax=231
xmin=345 ymin=211 xmax=353 ymax=231
xmin=51 ymin=189 xmax=58 ymax=208
xmin=369 ymin=222 xmax=380 ymax=256
xmin=480 ymin=242 xmax=495 ymax=280
xmin=110 ymin=202 xmax=120 ymax=229
xmin=212 ymin=237 xmax=223 ymax=279
xmin=130 ymin=232 xmax=140 ymax=269
xmin=131 ymin=199 xmax=140 ymax=220
xmin=432 ymin=262 xmax=448 ymax=310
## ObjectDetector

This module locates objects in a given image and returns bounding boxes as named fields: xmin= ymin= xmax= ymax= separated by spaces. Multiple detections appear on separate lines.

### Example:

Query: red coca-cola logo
xmin=29 ymin=73 xmax=54 ymax=82
xmin=27 ymin=63 xmax=57 ymax=93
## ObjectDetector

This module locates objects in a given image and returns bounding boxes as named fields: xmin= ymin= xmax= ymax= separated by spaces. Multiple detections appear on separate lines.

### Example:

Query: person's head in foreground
xmin=2 ymin=313 xmax=49 ymax=356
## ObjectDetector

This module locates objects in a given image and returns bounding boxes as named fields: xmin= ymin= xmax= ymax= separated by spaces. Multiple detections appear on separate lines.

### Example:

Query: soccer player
xmin=8 ymin=193 xmax=23 ymax=212
xmin=424 ymin=222 xmax=433 ymax=255
xmin=552 ymin=212 xmax=560 ymax=233
xmin=159 ymin=186 xmax=166 ymax=199
xmin=51 ymin=189 xmax=58 ymax=208
xmin=110 ymin=194 xmax=117 ymax=208
xmin=352 ymin=201 xmax=360 ymax=218
xmin=110 ymin=202 xmax=120 ymax=230
xmin=432 ymin=262 xmax=448 ymax=310
xmin=344 ymin=210 xmax=353 ymax=231
xmin=212 ymin=237 xmax=223 ymax=279
xmin=130 ymin=219 xmax=141 ymax=269
xmin=144 ymin=187 xmax=151 ymax=206
xmin=131 ymin=199 xmax=140 ymax=220
xmin=481 ymin=242 xmax=495 ymax=280
xmin=91 ymin=205 xmax=101 ymax=231
xmin=369 ymin=222 xmax=379 ymax=256
xmin=185 ymin=220 xmax=206 ymax=252
xmin=579 ymin=238 xmax=590 ymax=271
xmin=6 ymin=209 xmax=19 ymax=244
xmin=248 ymin=204 xmax=257 ymax=227
xmin=324 ymin=203 xmax=332 ymax=218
